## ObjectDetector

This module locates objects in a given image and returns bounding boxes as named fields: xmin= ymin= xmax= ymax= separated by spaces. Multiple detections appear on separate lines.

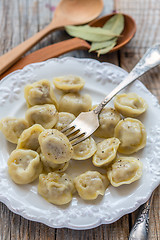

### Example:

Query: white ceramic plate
xmin=0 ymin=57 xmax=160 ymax=230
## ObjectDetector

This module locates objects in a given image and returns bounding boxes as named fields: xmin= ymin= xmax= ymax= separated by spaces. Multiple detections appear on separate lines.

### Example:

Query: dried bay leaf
xmin=103 ymin=14 xmax=124 ymax=35
xmin=65 ymin=25 xmax=119 ymax=42
xmin=89 ymin=37 xmax=117 ymax=52
xmin=91 ymin=14 xmax=125 ymax=55
xmin=65 ymin=14 xmax=125 ymax=55
xmin=97 ymin=40 xmax=117 ymax=56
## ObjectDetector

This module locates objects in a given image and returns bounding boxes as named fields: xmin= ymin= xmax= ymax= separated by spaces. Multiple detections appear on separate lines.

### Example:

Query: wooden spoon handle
xmin=0 ymin=38 xmax=90 ymax=80
xmin=0 ymin=23 xmax=62 ymax=76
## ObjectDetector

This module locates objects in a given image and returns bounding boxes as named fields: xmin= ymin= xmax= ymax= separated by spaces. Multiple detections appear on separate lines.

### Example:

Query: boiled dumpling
xmin=24 ymin=79 xmax=58 ymax=108
xmin=25 ymin=104 xmax=58 ymax=128
xmin=94 ymin=107 xmax=121 ymax=138
xmin=59 ymin=93 xmax=92 ymax=116
xmin=40 ymin=153 xmax=69 ymax=173
xmin=114 ymin=93 xmax=148 ymax=117
xmin=72 ymin=137 xmax=97 ymax=160
xmin=54 ymin=112 xmax=75 ymax=131
xmin=38 ymin=129 xmax=73 ymax=164
xmin=114 ymin=118 xmax=146 ymax=154
xmin=74 ymin=171 xmax=109 ymax=200
xmin=17 ymin=124 xmax=44 ymax=151
xmin=8 ymin=149 xmax=42 ymax=184
xmin=92 ymin=138 xmax=120 ymax=167
xmin=0 ymin=117 xmax=29 ymax=144
xmin=38 ymin=172 xmax=75 ymax=205
xmin=53 ymin=75 xmax=85 ymax=92
xmin=107 ymin=157 xmax=143 ymax=187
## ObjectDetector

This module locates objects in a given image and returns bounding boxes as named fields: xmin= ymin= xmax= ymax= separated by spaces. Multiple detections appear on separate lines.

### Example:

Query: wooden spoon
xmin=0 ymin=13 xmax=136 ymax=80
xmin=0 ymin=38 xmax=90 ymax=80
xmin=0 ymin=0 xmax=103 ymax=75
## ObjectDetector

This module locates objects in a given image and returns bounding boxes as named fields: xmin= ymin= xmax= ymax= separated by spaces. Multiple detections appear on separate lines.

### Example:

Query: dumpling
xmin=25 ymin=104 xmax=58 ymax=129
xmin=59 ymin=93 xmax=92 ymax=116
xmin=38 ymin=172 xmax=75 ymax=205
xmin=0 ymin=117 xmax=29 ymax=144
xmin=72 ymin=137 xmax=97 ymax=160
xmin=114 ymin=118 xmax=146 ymax=154
xmin=54 ymin=112 xmax=75 ymax=131
xmin=74 ymin=171 xmax=109 ymax=200
xmin=53 ymin=75 xmax=85 ymax=92
xmin=17 ymin=124 xmax=44 ymax=151
xmin=114 ymin=93 xmax=148 ymax=117
xmin=92 ymin=138 xmax=120 ymax=167
xmin=24 ymin=79 xmax=58 ymax=108
xmin=38 ymin=129 xmax=73 ymax=164
xmin=94 ymin=107 xmax=121 ymax=138
xmin=40 ymin=153 xmax=69 ymax=173
xmin=8 ymin=149 xmax=42 ymax=184
xmin=107 ymin=157 xmax=143 ymax=187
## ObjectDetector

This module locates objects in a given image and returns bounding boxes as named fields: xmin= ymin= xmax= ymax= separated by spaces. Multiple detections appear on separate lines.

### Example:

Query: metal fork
xmin=62 ymin=44 xmax=160 ymax=146
xmin=128 ymin=192 xmax=154 ymax=240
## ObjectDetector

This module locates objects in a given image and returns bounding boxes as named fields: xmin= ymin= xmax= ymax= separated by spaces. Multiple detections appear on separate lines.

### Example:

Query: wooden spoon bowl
xmin=53 ymin=0 xmax=104 ymax=26
xmin=90 ymin=13 xmax=136 ymax=52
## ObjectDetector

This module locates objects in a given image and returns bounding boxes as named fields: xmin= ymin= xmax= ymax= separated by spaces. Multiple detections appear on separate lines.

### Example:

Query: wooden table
xmin=0 ymin=0 xmax=159 ymax=239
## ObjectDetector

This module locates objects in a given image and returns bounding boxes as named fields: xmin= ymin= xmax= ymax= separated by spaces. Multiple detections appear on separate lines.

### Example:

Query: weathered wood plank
xmin=0 ymin=200 xmax=130 ymax=240
xmin=118 ymin=0 xmax=160 ymax=239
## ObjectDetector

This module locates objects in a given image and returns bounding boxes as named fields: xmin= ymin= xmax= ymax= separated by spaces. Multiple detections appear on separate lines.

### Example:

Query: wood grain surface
xmin=0 ymin=0 xmax=159 ymax=239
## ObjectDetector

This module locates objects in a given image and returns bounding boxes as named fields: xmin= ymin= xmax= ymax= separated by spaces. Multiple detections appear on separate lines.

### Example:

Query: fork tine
xmin=65 ymin=127 xmax=80 ymax=137
xmin=61 ymin=125 xmax=74 ymax=133
xmin=71 ymin=133 xmax=89 ymax=146
xmin=68 ymin=131 xmax=85 ymax=141
xmin=61 ymin=111 xmax=100 ymax=145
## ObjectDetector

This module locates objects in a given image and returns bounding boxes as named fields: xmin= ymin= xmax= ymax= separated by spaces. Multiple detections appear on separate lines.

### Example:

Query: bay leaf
xmin=65 ymin=25 xmax=119 ymax=42
xmin=97 ymin=40 xmax=117 ymax=56
xmin=103 ymin=14 xmax=124 ymax=35
xmin=90 ymin=14 xmax=124 ymax=53
xmin=89 ymin=37 xmax=117 ymax=52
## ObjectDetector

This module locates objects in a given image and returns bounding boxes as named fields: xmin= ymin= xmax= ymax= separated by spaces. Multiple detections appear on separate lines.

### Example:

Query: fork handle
xmin=94 ymin=44 xmax=160 ymax=114
xmin=128 ymin=193 xmax=154 ymax=240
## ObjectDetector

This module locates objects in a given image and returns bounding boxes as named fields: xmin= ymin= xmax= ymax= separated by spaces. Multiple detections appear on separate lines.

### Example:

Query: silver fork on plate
xmin=62 ymin=44 xmax=160 ymax=145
